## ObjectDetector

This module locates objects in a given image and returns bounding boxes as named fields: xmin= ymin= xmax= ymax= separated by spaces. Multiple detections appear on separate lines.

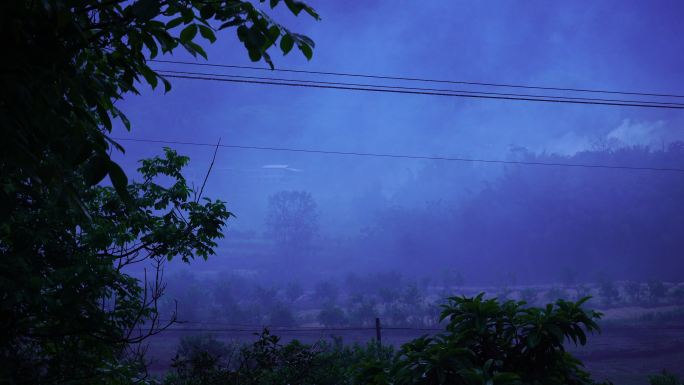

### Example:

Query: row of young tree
xmin=158 ymin=268 xmax=684 ymax=332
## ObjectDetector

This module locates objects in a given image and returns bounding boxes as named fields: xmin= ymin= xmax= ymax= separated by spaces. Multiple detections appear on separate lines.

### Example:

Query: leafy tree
xmin=265 ymin=190 xmax=319 ymax=258
xmin=170 ymin=333 xmax=236 ymax=383
xmin=1 ymin=0 xmax=319 ymax=212
xmin=385 ymin=294 xmax=606 ymax=385
xmin=0 ymin=149 xmax=231 ymax=382
xmin=1 ymin=1 xmax=319 ymax=382
xmin=347 ymin=295 xmax=378 ymax=327
xmin=318 ymin=306 xmax=348 ymax=327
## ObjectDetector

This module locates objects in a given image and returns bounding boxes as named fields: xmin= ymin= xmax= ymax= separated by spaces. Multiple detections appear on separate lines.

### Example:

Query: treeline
xmin=356 ymin=143 xmax=684 ymax=283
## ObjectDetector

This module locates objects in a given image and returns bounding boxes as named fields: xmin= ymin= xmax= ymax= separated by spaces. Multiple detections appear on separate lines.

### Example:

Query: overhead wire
xmin=149 ymin=59 xmax=684 ymax=100
xmin=113 ymin=137 xmax=684 ymax=173
xmin=160 ymin=319 xmax=444 ymax=332
xmin=154 ymin=69 xmax=684 ymax=108
xmin=156 ymin=73 xmax=684 ymax=109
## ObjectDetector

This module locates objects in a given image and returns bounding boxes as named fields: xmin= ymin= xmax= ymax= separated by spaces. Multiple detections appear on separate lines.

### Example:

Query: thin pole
xmin=375 ymin=317 xmax=382 ymax=346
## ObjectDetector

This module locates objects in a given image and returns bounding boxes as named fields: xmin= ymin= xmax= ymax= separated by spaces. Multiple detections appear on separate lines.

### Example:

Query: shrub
xmin=164 ymin=295 xmax=610 ymax=385
xmin=649 ymin=370 xmax=683 ymax=385
xmin=164 ymin=330 xmax=394 ymax=385
xmin=166 ymin=334 xmax=236 ymax=385
xmin=379 ymin=294 xmax=607 ymax=385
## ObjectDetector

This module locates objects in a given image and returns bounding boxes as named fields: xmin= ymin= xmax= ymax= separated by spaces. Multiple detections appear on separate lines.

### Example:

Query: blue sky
xmin=115 ymin=0 xmax=684 ymax=233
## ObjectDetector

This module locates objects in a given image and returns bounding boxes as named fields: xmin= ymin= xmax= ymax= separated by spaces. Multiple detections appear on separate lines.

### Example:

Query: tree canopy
xmin=1 ymin=0 xmax=319 ymax=214
xmin=0 ymin=0 xmax=319 ymax=382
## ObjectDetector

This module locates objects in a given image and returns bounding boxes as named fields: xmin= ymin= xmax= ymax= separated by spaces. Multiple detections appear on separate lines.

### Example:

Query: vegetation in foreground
xmin=162 ymin=294 xmax=613 ymax=385
xmin=1 ymin=0 xmax=318 ymax=383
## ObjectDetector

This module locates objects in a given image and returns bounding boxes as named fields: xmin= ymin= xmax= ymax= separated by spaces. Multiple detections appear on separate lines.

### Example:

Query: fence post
xmin=375 ymin=317 xmax=382 ymax=346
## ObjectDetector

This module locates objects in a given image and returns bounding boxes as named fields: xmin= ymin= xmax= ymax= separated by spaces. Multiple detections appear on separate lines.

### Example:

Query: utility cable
xmin=113 ymin=137 xmax=684 ymax=173
xmin=154 ymin=69 xmax=684 ymax=108
xmin=150 ymin=59 xmax=684 ymax=100
xmin=157 ymin=73 xmax=684 ymax=110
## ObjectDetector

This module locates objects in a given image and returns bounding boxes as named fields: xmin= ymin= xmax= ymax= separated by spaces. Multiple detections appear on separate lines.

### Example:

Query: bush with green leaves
xmin=1 ymin=149 xmax=233 ymax=383
xmin=164 ymin=330 xmax=394 ymax=385
xmin=164 ymin=295 xmax=610 ymax=385
xmin=649 ymin=370 xmax=683 ymax=385
xmin=376 ymin=294 xmax=607 ymax=385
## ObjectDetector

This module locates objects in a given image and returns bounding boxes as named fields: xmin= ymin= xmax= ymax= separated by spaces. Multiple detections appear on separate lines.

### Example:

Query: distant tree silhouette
xmin=265 ymin=190 xmax=319 ymax=259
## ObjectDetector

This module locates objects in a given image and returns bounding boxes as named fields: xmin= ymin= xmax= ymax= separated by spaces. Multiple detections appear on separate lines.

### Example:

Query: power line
xmin=161 ymin=326 xmax=443 ymax=333
xmin=158 ymin=73 xmax=684 ymax=110
xmin=150 ymin=59 xmax=684 ymax=100
xmin=113 ymin=137 xmax=684 ymax=173
xmin=155 ymin=69 xmax=684 ymax=108
xmin=163 ymin=320 xmax=444 ymax=332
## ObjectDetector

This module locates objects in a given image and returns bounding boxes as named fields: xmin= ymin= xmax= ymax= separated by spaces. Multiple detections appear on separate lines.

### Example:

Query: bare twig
xmin=196 ymin=137 xmax=221 ymax=202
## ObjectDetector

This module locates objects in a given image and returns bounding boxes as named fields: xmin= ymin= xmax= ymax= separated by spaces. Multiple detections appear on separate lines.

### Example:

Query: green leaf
xmin=161 ymin=77 xmax=172 ymax=93
xmin=142 ymin=33 xmax=158 ymax=58
xmin=181 ymin=7 xmax=194 ymax=23
xmin=280 ymin=34 xmax=294 ymax=54
xmin=180 ymin=24 xmax=198 ymax=43
xmin=140 ymin=65 xmax=158 ymax=89
xmin=131 ymin=0 xmax=160 ymax=21
xmin=236 ymin=25 xmax=248 ymax=42
xmin=108 ymin=161 xmax=132 ymax=205
xmin=198 ymin=25 xmax=216 ymax=43
xmin=245 ymin=26 xmax=265 ymax=48
xmin=199 ymin=5 xmax=215 ymax=19
xmin=219 ymin=17 xmax=244 ymax=30
xmin=297 ymin=42 xmax=313 ymax=60
xmin=84 ymin=155 xmax=109 ymax=186
xmin=247 ymin=47 xmax=261 ymax=62
xmin=166 ymin=17 xmax=184 ymax=29
xmin=183 ymin=41 xmax=207 ymax=59
xmin=283 ymin=0 xmax=303 ymax=15
xmin=270 ymin=0 xmax=281 ymax=8
xmin=267 ymin=25 xmax=280 ymax=43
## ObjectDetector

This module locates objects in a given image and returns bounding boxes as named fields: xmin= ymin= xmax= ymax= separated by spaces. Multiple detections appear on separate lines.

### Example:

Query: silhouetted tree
xmin=265 ymin=190 xmax=319 ymax=258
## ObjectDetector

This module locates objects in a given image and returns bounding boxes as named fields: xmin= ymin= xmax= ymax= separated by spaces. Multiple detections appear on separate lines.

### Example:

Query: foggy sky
xmin=113 ymin=1 xmax=684 ymax=282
